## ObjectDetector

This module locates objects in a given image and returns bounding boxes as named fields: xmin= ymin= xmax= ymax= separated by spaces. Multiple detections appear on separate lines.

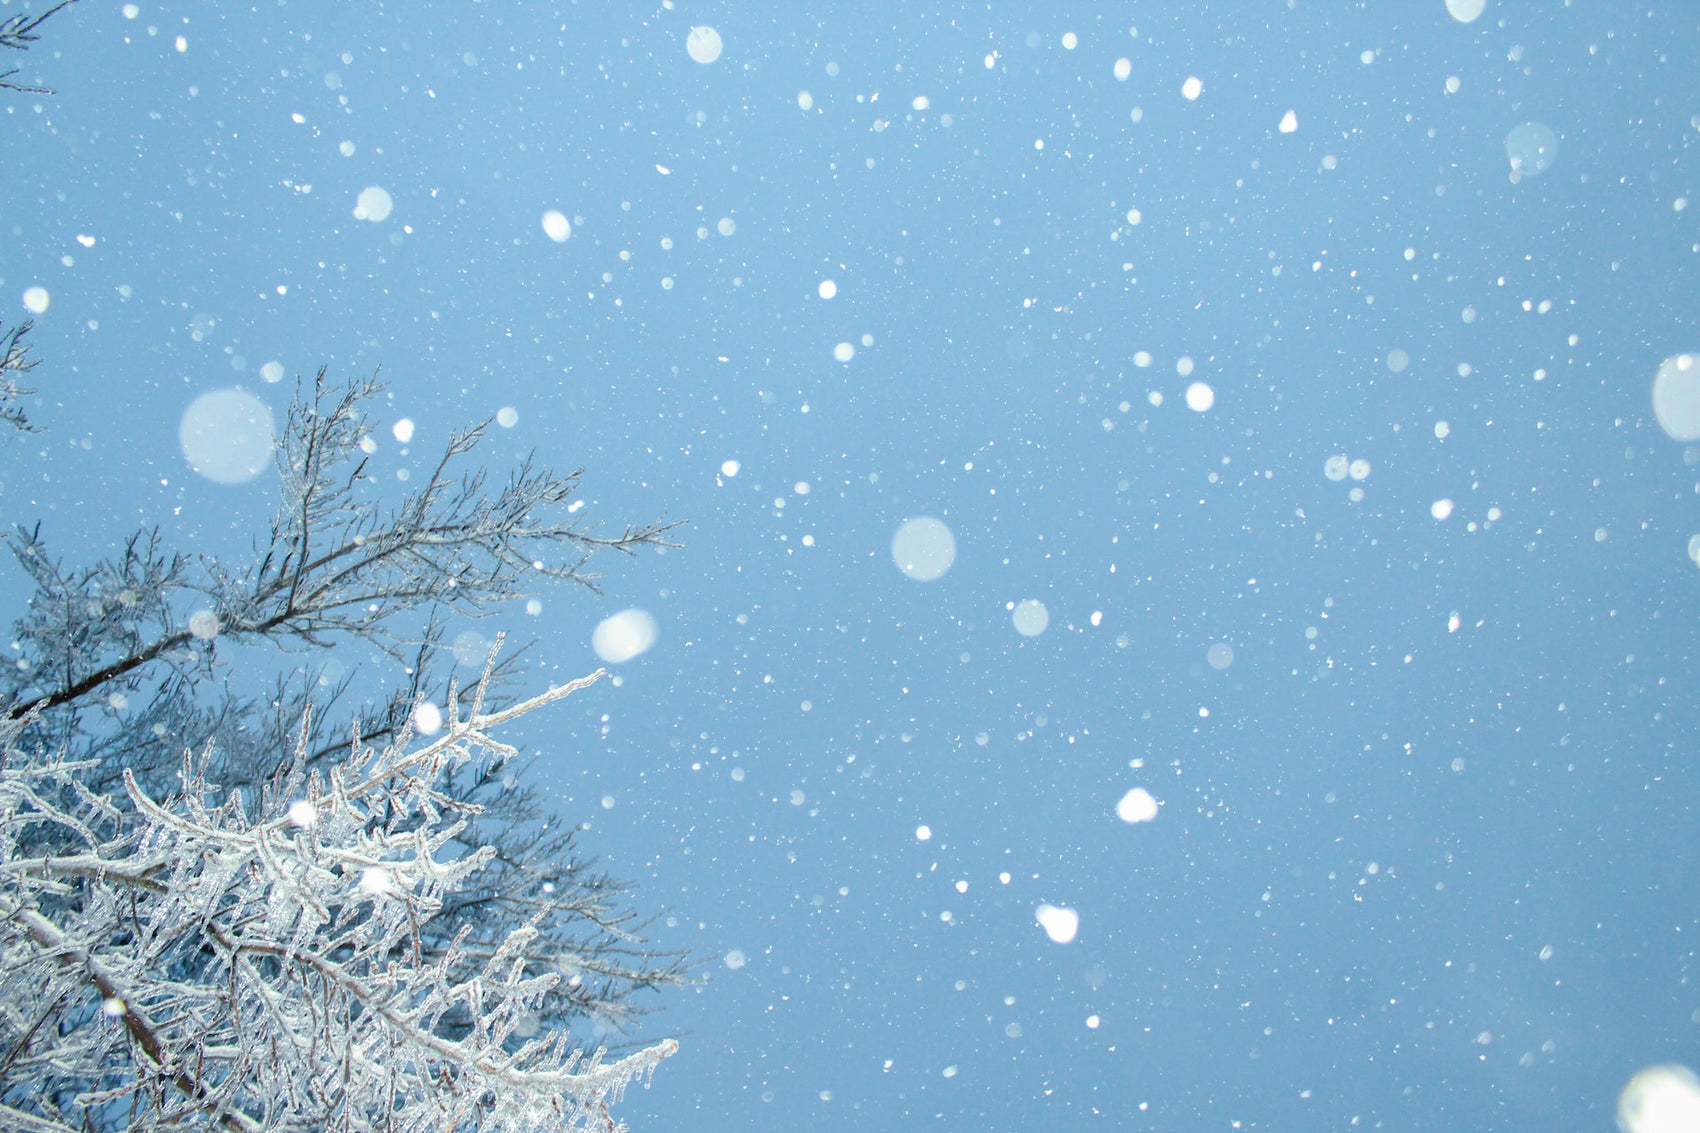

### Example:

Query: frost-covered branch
xmin=0 ymin=320 xmax=40 ymax=431
xmin=3 ymin=370 xmax=681 ymax=727
xmin=0 ymin=1 xmax=77 ymax=95
xmin=0 ymin=658 xmax=677 ymax=1132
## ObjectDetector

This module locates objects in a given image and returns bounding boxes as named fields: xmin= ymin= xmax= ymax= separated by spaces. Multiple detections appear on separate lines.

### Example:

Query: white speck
xmin=592 ymin=609 xmax=659 ymax=663
xmin=1116 ymin=788 xmax=1158 ymax=823
xmin=891 ymin=517 xmax=956 ymax=581
xmin=1446 ymin=0 xmax=1487 ymax=24
xmin=359 ymin=868 xmax=393 ymax=897
xmin=180 ymin=390 xmax=276 ymax=485
xmin=352 ymin=186 xmax=393 ymax=222
xmin=1617 ymin=1064 xmax=1700 ymax=1133
xmin=1012 ymin=599 xmax=1049 ymax=637
xmin=1036 ymin=903 xmax=1079 ymax=943
xmin=686 ymin=26 xmax=723 ymax=64
xmin=411 ymin=702 xmax=443 ymax=735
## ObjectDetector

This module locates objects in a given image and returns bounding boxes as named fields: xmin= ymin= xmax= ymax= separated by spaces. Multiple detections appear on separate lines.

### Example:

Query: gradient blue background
xmin=4 ymin=2 xmax=1699 ymax=1129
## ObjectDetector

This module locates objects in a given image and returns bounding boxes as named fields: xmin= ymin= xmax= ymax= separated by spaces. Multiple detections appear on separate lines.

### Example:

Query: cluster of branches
xmin=1 ymin=659 xmax=676 ymax=1132
xmin=0 ymin=320 xmax=38 ymax=432
xmin=1 ymin=10 xmax=690 ymax=1125
xmin=0 ymin=371 xmax=688 ymax=1129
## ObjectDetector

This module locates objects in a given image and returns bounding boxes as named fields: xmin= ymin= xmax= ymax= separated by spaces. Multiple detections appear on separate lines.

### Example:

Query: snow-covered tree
xmin=0 ymin=372 xmax=689 ymax=1128
xmin=0 ymin=655 xmax=677 ymax=1131
xmin=2 ymin=9 xmax=684 ymax=1125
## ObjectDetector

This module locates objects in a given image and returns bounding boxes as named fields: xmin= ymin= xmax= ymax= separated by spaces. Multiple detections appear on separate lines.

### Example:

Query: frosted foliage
xmin=1618 ymin=1064 xmax=1700 ymax=1133
xmin=891 ymin=516 xmax=956 ymax=581
xmin=179 ymin=389 xmax=276 ymax=485
xmin=0 ymin=666 xmax=675 ymax=1132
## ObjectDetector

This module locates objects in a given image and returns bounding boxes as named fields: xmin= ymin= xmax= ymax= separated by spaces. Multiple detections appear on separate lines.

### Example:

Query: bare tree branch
xmin=0 ymin=1 xmax=78 ymax=95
